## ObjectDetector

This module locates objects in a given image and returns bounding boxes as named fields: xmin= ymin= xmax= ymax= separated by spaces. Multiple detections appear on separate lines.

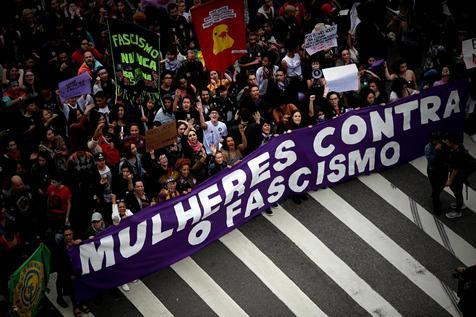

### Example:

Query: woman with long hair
xmin=119 ymin=141 xmax=145 ymax=178
xmin=181 ymin=126 xmax=208 ymax=182
xmin=220 ymin=124 xmax=247 ymax=167
xmin=287 ymin=109 xmax=305 ymax=131
xmin=109 ymin=104 xmax=130 ymax=138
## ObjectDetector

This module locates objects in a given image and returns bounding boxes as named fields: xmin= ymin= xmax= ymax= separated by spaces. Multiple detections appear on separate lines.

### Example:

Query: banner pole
xmin=106 ymin=19 xmax=119 ymax=105
xmin=157 ymin=33 xmax=162 ymax=105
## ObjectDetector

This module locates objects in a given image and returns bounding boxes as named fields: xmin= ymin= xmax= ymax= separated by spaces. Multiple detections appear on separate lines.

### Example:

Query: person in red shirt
xmin=71 ymin=38 xmax=103 ymax=66
xmin=46 ymin=173 xmax=72 ymax=228
xmin=278 ymin=0 xmax=307 ymax=26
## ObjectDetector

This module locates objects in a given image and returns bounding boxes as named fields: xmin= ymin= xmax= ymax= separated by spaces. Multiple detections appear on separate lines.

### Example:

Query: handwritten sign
xmin=304 ymin=25 xmax=338 ymax=55
xmin=145 ymin=121 xmax=177 ymax=151
xmin=58 ymin=72 xmax=91 ymax=102
xmin=462 ymin=38 xmax=476 ymax=70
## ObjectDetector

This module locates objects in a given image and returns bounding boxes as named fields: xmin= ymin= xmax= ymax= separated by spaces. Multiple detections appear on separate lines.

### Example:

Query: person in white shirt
xmin=281 ymin=46 xmax=302 ymax=79
xmin=197 ymin=98 xmax=228 ymax=155
xmin=111 ymin=194 xmax=135 ymax=291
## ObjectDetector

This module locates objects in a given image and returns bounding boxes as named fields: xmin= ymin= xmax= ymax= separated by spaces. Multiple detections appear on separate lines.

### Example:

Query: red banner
xmin=191 ymin=0 xmax=247 ymax=72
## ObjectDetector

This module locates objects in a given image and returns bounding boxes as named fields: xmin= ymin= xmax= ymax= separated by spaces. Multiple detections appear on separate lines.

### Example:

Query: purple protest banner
xmin=69 ymin=80 xmax=468 ymax=300
xmin=58 ymin=72 xmax=91 ymax=103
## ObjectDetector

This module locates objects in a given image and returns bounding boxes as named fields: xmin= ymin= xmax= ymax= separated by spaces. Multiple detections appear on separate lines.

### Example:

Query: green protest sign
xmin=108 ymin=19 xmax=161 ymax=103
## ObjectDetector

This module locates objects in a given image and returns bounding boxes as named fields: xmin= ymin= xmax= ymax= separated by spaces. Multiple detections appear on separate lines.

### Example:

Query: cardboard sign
xmin=462 ymin=38 xmax=476 ymax=70
xmin=58 ymin=72 xmax=91 ymax=102
xmin=304 ymin=25 xmax=338 ymax=55
xmin=323 ymin=64 xmax=359 ymax=92
xmin=145 ymin=121 xmax=177 ymax=151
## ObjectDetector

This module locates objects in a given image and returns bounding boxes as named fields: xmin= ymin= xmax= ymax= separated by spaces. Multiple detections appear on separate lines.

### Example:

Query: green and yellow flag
xmin=8 ymin=243 xmax=51 ymax=317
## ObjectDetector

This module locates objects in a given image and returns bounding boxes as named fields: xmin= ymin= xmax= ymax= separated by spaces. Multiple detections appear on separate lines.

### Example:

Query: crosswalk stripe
xmin=464 ymin=133 xmax=476 ymax=156
xmin=46 ymin=273 xmax=95 ymax=317
xmin=119 ymin=280 xmax=173 ymax=317
xmin=410 ymin=156 xmax=476 ymax=212
xmin=309 ymin=189 xmax=461 ymax=316
xmin=358 ymin=173 xmax=476 ymax=265
xmin=264 ymin=204 xmax=402 ymax=317
xmin=220 ymin=229 xmax=327 ymax=316
xmin=171 ymin=256 xmax=248 ymax=317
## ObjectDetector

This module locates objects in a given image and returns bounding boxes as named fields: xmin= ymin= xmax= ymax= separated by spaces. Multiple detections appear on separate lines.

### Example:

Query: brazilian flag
xmin=8 ymin=243 xmax=51 ymax=317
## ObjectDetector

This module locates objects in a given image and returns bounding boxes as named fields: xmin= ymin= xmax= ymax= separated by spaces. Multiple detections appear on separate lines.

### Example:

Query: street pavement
xmin=46 ymin=135 xmax=476 ymax=317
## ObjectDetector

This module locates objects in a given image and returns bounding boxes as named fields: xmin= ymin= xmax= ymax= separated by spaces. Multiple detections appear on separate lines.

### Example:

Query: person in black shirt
xmin=443 ymin=134 xmax=466 ymax=219
xmin=424 ymin=132 xmax=448 ymax=215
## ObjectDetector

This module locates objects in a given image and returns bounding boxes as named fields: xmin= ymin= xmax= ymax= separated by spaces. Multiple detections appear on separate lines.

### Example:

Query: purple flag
xmin=58 ymin=72 xmax=91 ymax=102
xmin=370 ymin=59 xmax=385 ymax=72
xmin=69 ymin=80 xmax=468 ymax=300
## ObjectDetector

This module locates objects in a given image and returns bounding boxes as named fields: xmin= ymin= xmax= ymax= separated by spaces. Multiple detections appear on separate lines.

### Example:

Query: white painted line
xmin=265 ymin=205 xmax=401 ymax=317
xmin=358 ymin=173 xmax=476 ymax=266
xmin=119 ymin=280 xmax=173 ymax=317
xmin=46 ymin=273 xmax=95 ymax=317
xmin=309 ymin=189 xmax=460 ymax=317
xmin=220 ymin=230 xmax=327 ymax=316
xmin=171 ymin=257 xmax=248 ymax=317
xmin=464 ymin=133 xmax=476 ymax=156
xmin=409 ymin=156 xmax=476 ymax=212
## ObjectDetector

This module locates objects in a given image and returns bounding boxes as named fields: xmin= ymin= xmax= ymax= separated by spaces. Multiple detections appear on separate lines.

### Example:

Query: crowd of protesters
xmin=0 ymin=0 xmax=475 ymax=316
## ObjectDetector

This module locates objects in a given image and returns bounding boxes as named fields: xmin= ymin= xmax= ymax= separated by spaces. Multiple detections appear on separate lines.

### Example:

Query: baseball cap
xmin=91 ymin=212 xmax=103 ymax=222
xmin=166 ymin=176 xmax=176 ymax=183
xmin=95 ymin=152 xmax=105 ymax=161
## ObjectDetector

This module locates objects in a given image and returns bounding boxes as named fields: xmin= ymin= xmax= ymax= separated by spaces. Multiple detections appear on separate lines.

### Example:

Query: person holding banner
xmin=53 ymin=226 xmax=87 ymax=316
